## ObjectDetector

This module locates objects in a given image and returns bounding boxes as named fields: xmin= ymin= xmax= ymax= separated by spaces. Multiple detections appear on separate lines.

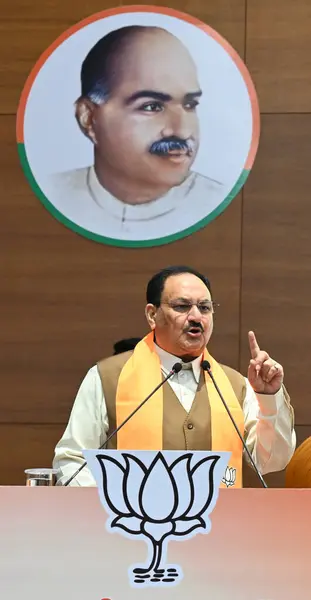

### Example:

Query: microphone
xmin=63 ymin=362 xmax=183 ymax=487
xmin=201 ymin=360 xmax=268 ymax=488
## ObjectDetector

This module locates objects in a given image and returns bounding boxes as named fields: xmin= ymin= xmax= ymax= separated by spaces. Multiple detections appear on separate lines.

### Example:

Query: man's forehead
xmin=163 ymin=274 xmax=210 ymax=298
xmin=112 ymin=30 xmax=199 ymax=93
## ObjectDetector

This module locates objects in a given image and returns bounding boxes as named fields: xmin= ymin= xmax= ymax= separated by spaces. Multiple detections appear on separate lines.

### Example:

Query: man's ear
xmin=75 ymin=97 xmax=97 ymax=144
xmin=145 ymin=304 xmax=157 ymax=330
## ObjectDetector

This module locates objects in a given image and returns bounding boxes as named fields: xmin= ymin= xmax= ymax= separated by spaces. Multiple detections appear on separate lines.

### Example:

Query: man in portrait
xmin=50 ymin=25 xmax=224 ymax=239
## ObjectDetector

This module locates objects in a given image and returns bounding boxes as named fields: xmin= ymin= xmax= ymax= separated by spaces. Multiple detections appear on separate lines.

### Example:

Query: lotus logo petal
xmin=222 ymin=466 xmax=236 ymax=487
xmin=83 ymin=450 xmax=230 ymax=588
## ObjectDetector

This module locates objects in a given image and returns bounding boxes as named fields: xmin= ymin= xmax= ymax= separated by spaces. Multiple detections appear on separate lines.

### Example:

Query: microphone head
xmin=201 ymin=359 xmax=211 ymax=371
xmin=172 ymin=362 xmax=182 ymax=373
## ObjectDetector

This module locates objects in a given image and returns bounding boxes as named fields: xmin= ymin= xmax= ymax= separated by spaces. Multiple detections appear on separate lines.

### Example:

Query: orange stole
xmin=115 ymin=333 xmax=244 ymax=488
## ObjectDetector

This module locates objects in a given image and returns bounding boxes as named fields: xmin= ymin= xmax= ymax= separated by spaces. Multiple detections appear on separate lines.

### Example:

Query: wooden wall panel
xmin=122 ymin=0 xmax=246 ymax=55
xmin=246 ymin=0 xmax=311 ymax=112
xmin=0 ymin=424 xmax=65 ymax=485
xmin=240 ymin=115 xmax=311 ymax=424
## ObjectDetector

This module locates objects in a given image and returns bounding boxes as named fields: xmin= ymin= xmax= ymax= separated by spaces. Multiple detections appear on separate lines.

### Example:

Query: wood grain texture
xmin=0 ymin=424 xmax=65 ymax=485
xmin=246 ymin=0 xmax=311 ymax=112
xmin=240 ymin=114 xmax=311 ymax=423
xmin=122 ymin=0 xmax=246 ymax=55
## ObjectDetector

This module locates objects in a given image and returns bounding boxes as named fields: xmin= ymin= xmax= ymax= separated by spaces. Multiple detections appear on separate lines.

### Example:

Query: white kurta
xmin=43 ymin=166 xmax=225 ymax=241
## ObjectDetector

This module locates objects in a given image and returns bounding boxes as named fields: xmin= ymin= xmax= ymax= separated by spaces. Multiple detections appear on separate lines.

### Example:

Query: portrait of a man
xmin=19 ymin=8 xmax=259 ymax=245
xmin=49 ymin=25 xmax=224 ymax=238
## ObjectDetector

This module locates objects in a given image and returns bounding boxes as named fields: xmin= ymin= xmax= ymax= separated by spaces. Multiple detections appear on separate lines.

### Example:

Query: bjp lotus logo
xmin=83 ymin=449 xmax=230 ymax=588
xmin=222 ymin=466 xmax=236 ymax=487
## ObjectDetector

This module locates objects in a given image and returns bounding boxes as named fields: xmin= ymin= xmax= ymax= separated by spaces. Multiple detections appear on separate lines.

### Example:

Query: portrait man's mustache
xmin=149 ymin=136 xmax=196 ymax=157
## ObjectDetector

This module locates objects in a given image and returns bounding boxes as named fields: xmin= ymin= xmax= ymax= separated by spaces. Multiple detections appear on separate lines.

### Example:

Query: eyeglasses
xmin=160 ymin=301 xmax=219 ymax=314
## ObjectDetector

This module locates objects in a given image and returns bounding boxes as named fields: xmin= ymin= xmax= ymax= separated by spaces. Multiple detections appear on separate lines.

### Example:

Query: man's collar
xmin=154 ymin=343 xmax=202 ymax=383
xmin=88 ymin=166 xmax=198 ymax=221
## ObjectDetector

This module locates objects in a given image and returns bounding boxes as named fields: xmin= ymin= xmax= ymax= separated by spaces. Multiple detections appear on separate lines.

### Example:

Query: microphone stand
xmin=63 ymin=362 xmax=182 ymax=486
xmin=202 ymin=360 xmax=268 ymax=488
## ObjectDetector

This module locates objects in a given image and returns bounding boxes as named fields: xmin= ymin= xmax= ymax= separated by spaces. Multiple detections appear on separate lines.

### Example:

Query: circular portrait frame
xmin=17 ymin=5 xmax=260 ymax=248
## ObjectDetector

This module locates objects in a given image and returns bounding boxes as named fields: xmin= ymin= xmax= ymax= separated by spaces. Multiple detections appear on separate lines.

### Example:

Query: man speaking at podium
xmin=53 ymin=266 xmax=295 ymax=487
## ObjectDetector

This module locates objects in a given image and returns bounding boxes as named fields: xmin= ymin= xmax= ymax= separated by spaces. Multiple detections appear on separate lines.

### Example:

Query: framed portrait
xmin=17 ymin=6 xmax=260 ymax=247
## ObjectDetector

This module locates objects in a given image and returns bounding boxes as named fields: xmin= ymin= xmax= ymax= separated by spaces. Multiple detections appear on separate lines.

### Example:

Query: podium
xmin=1 ymin=452 xmax=311 ymax=599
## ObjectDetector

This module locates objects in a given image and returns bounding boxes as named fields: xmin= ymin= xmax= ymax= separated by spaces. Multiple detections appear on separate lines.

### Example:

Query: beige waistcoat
xmin=97 ymin=351 xmax=246 ymax=451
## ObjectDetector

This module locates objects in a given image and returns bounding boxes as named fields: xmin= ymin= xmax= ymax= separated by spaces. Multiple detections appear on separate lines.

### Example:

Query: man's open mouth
xmin=186 ymin=327 xmax=202 ymax=338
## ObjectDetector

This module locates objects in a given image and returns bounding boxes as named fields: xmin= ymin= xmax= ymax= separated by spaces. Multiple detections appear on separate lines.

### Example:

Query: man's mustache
xmin=184 ymin=322 xmax=204 ymax=333
xmin=149 ymin=136 xmax=195 ymax=156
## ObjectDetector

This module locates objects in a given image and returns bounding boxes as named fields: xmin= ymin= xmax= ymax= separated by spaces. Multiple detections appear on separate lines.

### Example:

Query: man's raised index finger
xmin=248 ymin=330 xmax=260 ymax=359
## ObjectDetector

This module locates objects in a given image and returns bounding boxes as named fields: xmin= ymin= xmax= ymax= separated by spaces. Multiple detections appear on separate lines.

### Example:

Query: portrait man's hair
xmin=80 ymin=25 xmax=154 ymax=104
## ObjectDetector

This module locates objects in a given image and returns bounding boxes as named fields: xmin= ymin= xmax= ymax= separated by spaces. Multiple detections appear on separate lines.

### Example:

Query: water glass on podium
xmin=25 ymin=468 xmax=58 ymax=486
